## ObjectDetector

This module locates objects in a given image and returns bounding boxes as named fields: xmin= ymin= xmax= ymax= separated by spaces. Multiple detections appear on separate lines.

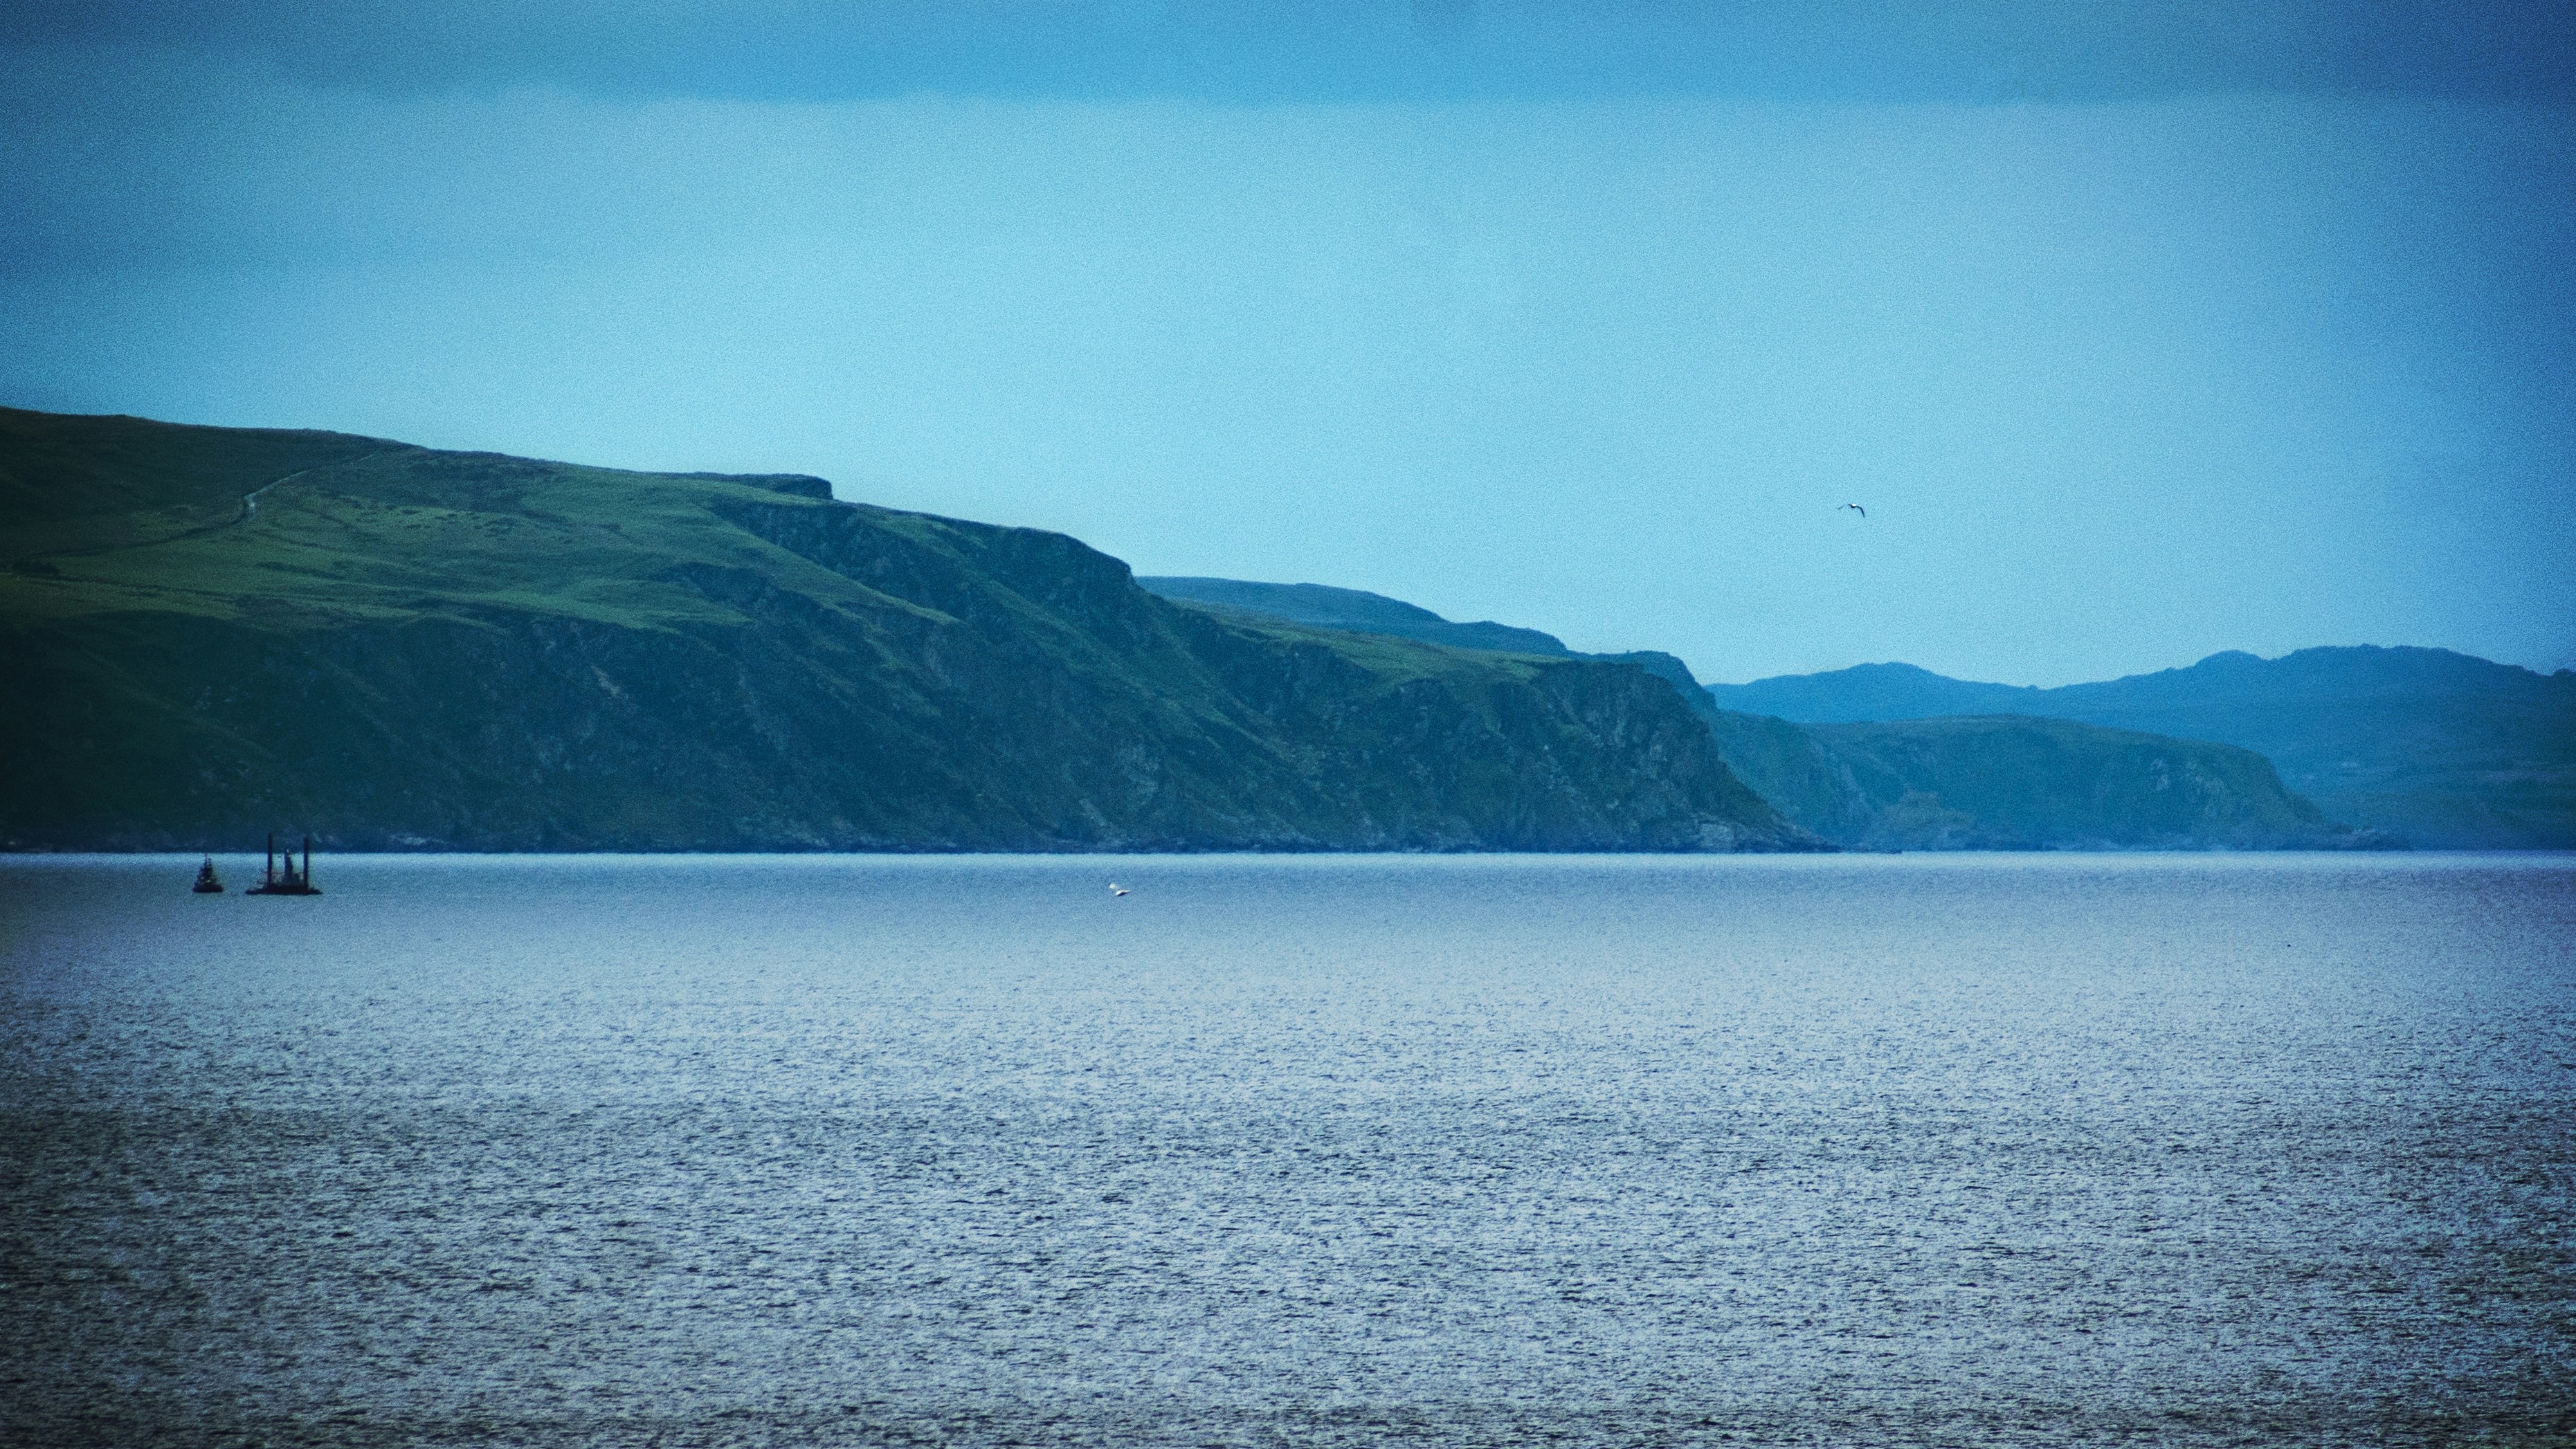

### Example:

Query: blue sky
xmin=3 ymin=3 xmax=2570 ymax=684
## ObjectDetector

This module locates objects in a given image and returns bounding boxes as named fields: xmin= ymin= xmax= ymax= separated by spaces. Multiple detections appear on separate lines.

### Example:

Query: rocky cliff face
xmin=0 ymin=408 xmax=1812 ymax=852
xmin=1700 ymin=711 xmax=2383 ymax=850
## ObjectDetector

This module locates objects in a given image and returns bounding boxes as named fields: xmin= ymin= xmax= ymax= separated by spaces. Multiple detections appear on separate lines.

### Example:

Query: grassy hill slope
xmin=1137 ymin=577 xmax=1711 ymax=712
xmin=1138 ymin=577 xmax=1574 ymax=657
xmin=0 ymin=408 xmax=1808 ymax=852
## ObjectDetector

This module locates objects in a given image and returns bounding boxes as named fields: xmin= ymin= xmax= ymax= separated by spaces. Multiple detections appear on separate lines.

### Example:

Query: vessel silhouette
xmin=245 ymin=835 xmax=321 ymax=896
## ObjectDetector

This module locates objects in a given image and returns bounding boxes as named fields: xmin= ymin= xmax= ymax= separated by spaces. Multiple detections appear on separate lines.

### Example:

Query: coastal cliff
xmin=0 ymin=408 xmax=1811 ymax=852
xmin=1700 ymin=711 xmax=2375 ymax=851
xmin=1138 ymin=574 xmax=2381 ymax=850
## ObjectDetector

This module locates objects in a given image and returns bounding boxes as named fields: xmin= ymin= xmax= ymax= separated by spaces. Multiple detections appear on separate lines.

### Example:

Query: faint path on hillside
xmin=237 ymin=473 xmax=305 ymax=525
xmin=235 ymin=450 xmax=399 ymax=531
xmin=10 ymin=448 xmax=407 ymax=571
xmin=96 ymin=450 xmax=403 ymax=560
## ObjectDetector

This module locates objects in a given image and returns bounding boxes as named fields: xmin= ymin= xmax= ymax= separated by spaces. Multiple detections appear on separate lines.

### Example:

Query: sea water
xmin=2 ymin=853 xmax=2569 ymax=1446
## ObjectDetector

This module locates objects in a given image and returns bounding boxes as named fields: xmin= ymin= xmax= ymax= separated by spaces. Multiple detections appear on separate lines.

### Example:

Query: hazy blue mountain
xmin=1147 ymin=576 xmax=2362 ymax=850
xmin=1703 ymin=662 xmax=2044 ymax=722
xmin=0 ymin=408 xmax=1812 ymax=853
xmin=1710 ymin=650 xmax=2576 ymax=848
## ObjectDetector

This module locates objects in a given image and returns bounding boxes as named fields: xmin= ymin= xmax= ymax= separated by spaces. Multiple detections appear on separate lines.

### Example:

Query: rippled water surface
xmin=3 ymin=853 xmax=2571 ymax=1446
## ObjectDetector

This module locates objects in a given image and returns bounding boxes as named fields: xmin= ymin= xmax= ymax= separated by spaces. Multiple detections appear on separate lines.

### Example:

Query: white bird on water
xmin=1109 ymin=882 xmax=1130 ymax=897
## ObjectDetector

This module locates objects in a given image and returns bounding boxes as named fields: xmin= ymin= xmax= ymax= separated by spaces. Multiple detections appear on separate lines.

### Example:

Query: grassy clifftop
xmin=0 ymin=408 xmax=1808 ymax=852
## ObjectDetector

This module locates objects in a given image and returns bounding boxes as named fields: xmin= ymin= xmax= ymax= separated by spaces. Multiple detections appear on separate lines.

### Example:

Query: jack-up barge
xmin=246 ymin=834 xmax=321 ymax=896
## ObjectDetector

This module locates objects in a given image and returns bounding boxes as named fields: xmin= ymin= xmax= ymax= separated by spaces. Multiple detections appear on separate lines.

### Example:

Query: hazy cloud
xmin=6 ymin=1 xmax=2571 ymax=104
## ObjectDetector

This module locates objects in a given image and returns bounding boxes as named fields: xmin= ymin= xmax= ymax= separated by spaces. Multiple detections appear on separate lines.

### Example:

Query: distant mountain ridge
xmin=1705 ymin=661 xmax=2045 ymax=722
xmin=1710 ymin=650 xmax=2576 ymax=848
xmin=1143 ymin=576 xmax=2369 ymax=850
xmin=0 ymin=408 xmax=1812 ymax=852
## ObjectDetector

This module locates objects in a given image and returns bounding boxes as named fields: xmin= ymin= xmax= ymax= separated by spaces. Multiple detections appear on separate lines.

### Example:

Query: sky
xmin=3 ymin=3 xmax=2571 ymax=686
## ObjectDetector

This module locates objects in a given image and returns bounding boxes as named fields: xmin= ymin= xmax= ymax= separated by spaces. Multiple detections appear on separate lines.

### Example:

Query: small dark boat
xmin=245 ymin=833 xmax=322 ymax=896
xmin=192 ymin=855 xmax=225 ymax=893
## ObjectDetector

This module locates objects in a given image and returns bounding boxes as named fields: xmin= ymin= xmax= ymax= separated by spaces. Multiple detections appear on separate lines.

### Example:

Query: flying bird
xmin=1109 ymin=883 xmax=1130 ymax=897
xmin=1839 ymin=502 xmax=1867 ymax=517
